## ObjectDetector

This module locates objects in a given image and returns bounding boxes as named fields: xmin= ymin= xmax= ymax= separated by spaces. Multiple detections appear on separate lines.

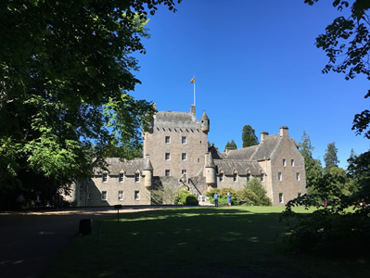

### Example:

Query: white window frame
xmin=296 ymin=172 xmax=300 ymax=181
xmin=119 ymin=173 xmax=124 ymax=183
xmin=165 ymin=136 xmax=170 ymax=144
xmin=233 ymin=173 xmax=238 ymax=182
xmin=283 ymin=159 xmax=286 ymax=167
xmin=165 ymin=153 xmax=170 ymax=161
xmin=279 ymin=193 xmax=284 ymax=204
xmin=278 ymin=172 xmax=282 ymax=181
xmin=291 ymin=159 xmax=295 ymax=167
xmin=101 ymin=191 xmax=107 ymax=201
xmin=165 ymin=169 xmax=170 ymax=176
xmin=182 ymin=136 xmax=187 ymax=144
xmin=219 ymin=173 xmax=224 ymax=182
xmin=134 ymin=191 xmax=140 ymax=200
xmin=260 ymin=174 xmax=264 ymax=182
xmin=182 ymin=153 xmax=187 ymax=161
xmin=102 ymin=173 xmax=108 ymax=183
xmin=118 ymin=191 xmax=123 ymax=201
xmin=135 ymin=173 xmax=140 ymax=183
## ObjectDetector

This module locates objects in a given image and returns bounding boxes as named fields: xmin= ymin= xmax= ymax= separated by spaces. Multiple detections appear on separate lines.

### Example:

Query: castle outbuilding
xmin=71 ymin=105 xmax=306 ymax=206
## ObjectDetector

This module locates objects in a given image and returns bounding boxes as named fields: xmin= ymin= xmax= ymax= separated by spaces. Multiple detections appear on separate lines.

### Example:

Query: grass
xmin=45 ymin=206 xmax=369 ymax=278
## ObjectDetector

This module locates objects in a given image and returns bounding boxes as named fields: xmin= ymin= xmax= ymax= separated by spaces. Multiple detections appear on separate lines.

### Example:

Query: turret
xmin=200 ymin=112 xmax=210 ymax=134
xmin=205 ymin=152 xmax=216 ymax=185
xmin=143 ymin=156 xmax=153 ymax=188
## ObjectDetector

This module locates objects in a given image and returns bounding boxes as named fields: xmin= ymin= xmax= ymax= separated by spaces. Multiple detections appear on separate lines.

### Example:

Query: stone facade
xmin=71 ymin=105 xmax=306 ymax=206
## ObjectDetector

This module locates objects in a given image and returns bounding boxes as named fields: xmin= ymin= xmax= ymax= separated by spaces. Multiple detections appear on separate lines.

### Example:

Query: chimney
xmin=261 ymin=131 xmax=269 ymax=142
xmin=190 ymin=104 xmax=195 ymax=115
xmin=280 ymin=126 xmax=289 ymax=137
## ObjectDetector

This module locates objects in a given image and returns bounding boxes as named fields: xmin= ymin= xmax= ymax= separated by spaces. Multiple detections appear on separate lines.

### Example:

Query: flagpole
xmin=193 ymin=78 xmax=196 ymax=107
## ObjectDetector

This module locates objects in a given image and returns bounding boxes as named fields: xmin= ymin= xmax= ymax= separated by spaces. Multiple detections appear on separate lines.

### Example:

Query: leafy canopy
xmin=241 ymin=125 xmax=258 ymax=148
xmin=0 ymin=0 xmax=181 ymax=205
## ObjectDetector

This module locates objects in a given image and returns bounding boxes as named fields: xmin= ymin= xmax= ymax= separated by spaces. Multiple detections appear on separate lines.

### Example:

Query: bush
xmin=246 ymin=178 xmax=272 ymax=206
xmin=174 ymin=190 xmax=198 ymax=206
xmin=234 ymin=188 xmax=259 ymax=205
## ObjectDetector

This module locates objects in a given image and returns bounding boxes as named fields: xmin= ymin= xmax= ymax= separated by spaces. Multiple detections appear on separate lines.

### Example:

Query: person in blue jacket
xmin=214 ymin=193 xmax=219 ymax=207
xmin=227 ymin=192 xmax=231 ymax=206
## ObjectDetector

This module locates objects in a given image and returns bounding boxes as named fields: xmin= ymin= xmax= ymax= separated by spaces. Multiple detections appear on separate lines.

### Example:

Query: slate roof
xmin=225 ymin=134 xmax=282 ymax=161
xmin=94 ymin=157 xmax=146 ymax=175
xmin=214 ymin=159 xmax=263 ymax=176
xmin=154 ymin=111 xmax=199 ymax=129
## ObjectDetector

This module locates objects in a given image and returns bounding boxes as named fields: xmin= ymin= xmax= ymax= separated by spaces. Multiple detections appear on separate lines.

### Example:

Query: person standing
xmin=227 ymin=192 xmax=231 ymax=207
xmin=214 ymin=192 xmax=219 ymax=207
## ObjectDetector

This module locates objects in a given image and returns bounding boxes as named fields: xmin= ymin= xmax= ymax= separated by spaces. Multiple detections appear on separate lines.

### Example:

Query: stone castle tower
xmin=143 ymin=105 xmax=209 ymax=179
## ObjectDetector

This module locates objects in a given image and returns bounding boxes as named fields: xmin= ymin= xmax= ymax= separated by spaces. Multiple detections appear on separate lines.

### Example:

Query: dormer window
xmin=102 ymin=173 xmax=108 ymax=183
xmin=119 ymin=173 xmax=124 ymax=183
xmin=135 ymin=173 xmax=140 ymax=183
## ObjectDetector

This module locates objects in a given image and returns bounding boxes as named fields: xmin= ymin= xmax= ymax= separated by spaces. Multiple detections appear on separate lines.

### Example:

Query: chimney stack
xmin=280 ymin=126 xmax=289 ymax=137
xmin=261 ymin=131 xmax=269 ymax=142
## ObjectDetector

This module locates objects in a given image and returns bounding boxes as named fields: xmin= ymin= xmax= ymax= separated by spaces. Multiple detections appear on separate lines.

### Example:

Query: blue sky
xmin=132 ymin=0 xmax=369 ymax=168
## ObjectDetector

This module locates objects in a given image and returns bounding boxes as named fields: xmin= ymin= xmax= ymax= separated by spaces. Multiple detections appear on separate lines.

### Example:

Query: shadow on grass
xmin=45 ymin=207 xmax=370 ymax=278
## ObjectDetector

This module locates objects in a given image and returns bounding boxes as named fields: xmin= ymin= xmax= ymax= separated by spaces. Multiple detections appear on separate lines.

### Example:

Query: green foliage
xmin=242 ymin=125 xmax=258 ymax=148
xmin=174 ymin=189 xmax=198 ymax=206
xmin=324 ymin=142 xmax=339 ymax=171
xmin=234 ymin=188 xmax=259 ymax=205
xmin=224 ymin=140 xmax=237 ymax=152
xmin=206 ymin=187 xmax=235 ymax=206
xmin=0 ymin=0 xmax=180 ymax=208
xmin=298 ymin=131 xmax=323 ymax=197
xmin=305 ymin=0 xmax=370 ymax=138
xmin=245 ymin=178 xmax=272 ymax=206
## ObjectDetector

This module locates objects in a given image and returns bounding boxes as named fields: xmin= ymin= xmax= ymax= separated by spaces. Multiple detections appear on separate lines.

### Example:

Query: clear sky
xmin=132 ymin=0 xmax=369 ymax=168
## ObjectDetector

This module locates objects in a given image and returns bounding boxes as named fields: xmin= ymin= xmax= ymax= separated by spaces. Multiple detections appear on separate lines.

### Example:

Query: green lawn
xmin=45 ymin=206 xmax=369 ymax=277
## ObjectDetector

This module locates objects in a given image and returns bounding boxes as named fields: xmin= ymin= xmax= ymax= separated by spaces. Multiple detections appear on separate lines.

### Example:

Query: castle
xmin=71 ymin=105 xmax=306 ymax=206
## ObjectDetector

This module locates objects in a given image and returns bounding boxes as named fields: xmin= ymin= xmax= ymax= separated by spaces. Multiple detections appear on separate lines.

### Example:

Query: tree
xmin=0 ymin=0 xmax=181 ymax=209
xmin=324 ymin=142 xmax=340 ymax=170
xmin=298 ymin=131 xmax=323 ymax=194
xmin=245 ymin=177 xmax=272 ymax=206
xmin=224 ymin=140 xmax=237 ymax=152
xmin=241 ymin=125 xmax=258 ymax=147
xmin=305 ymin=0 xmax=370 ymax=138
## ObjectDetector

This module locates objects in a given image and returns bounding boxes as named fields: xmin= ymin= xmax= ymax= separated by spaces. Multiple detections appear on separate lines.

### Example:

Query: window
xmin=182 ymin=169 xmax=187 ymax=175
xmin=101 ymin=191 xmax=107 ymax=201
xmin=182 ymin=136 xmax=187 ymax=144
xmin=291 ymin=159 xmax=295 ymax=167
xmin=220 ymin=174 xmax=224 ymax=182
xmin=260 ymin=174 xmax=264 ymax=182
xmin=102 ymin=173 xmax=108 ymax=183
xmin=165 ymin=136 xmax=170 ymax=144
xmin=182 ymin=153 xmax=187 ymax=161
xmin=247 ymin=174 xmax=251 ymax=182
xmin=134 ymin=191 xmax=140 ymax=200
xmin=278 ymin=172 xmax=282 ymax=181
xmin=119 ymin=173 xmax=124 ymax=183
xmin=165 ymin=153 xmax=170 ymax=161
xmin=298 ymin=192 xmax=301 ymax=198
xmin=279 ymin=193 xmax=283 ymax=204
xmin=233 ymin=173 xmax=238 ymax=182
xmin=165 ymin=169 xmax=170 ymax=176
xmin=283 ymin=159 xmax=286 ymax=167
xmin=296 ymin=172 xmax=300 ymax=181
xmin=118 ymin=191 xmax=123 ymax=201
xmin=135 ymin=173 xmax=140 ymax=183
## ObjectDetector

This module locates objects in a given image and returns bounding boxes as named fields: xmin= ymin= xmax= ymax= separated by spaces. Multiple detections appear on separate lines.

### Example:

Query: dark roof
xmin=225 ymin=134 xmax=282 ymax=161
xmin=154 ymin=111 xmax=200 ymax=129
xmin=214 ymin=159 xmax=263 ymax=176
xmin=94 ymin=157 xmax=147 ymax=175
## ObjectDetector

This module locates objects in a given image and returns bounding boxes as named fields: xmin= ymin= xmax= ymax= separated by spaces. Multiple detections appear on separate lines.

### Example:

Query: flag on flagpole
xmin=190 ymin=76 xmax=195 ymax=83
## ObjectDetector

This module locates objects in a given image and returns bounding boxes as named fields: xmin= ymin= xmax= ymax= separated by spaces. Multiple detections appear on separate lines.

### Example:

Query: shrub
xmin=246 ymin=178 xmax=272 ymax=206
xmin=174 ymin=190 xmax=198 ymax=206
